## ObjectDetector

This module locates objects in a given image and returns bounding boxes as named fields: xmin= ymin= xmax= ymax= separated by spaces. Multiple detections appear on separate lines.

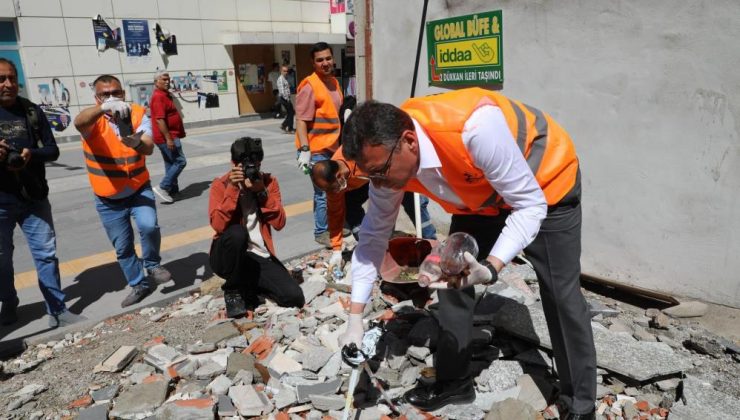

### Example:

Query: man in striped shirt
xmin=277 ymin=66 xmax=294 ymax=134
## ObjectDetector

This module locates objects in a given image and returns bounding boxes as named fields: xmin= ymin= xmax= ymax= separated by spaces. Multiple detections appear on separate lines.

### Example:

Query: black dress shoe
xmin=403 ymin=378 xmax=475 ymax=412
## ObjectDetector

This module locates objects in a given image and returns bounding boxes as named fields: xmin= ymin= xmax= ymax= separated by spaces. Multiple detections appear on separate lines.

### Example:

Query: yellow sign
xmin=435 ymin=38 xmax=499 ymax=69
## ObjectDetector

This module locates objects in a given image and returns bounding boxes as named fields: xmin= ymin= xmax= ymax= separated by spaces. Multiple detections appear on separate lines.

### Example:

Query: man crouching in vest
xmin=339 ymin=88 xmax=597 ymax=420
xmin=74 ymin=75 xmax=172 ymax=308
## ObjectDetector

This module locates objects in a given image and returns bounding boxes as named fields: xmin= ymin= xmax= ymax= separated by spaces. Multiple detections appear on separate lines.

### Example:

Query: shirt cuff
xmin=489 ymin=234 xmax=522 ymax=266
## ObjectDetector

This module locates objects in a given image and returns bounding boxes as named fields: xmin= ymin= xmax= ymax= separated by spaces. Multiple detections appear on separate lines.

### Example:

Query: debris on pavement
xmin=0 ymin=248 xmax=738 ymax=419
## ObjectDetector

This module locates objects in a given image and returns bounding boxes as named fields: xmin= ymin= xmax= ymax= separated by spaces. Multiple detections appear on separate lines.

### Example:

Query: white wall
xmin=8 ymin=0 xmax=343 ymax=137
xmin=369 ymin=0 xmax=740 ymax=307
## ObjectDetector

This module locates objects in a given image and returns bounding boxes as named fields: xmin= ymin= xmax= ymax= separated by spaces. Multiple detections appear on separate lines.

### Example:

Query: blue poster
xmin=123 ymin=19 xmax=151 ymax=57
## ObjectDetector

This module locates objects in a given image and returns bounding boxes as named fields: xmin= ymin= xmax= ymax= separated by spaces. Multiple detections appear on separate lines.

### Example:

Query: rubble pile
xmin=0 ymin=251 xmax=738 ymax=419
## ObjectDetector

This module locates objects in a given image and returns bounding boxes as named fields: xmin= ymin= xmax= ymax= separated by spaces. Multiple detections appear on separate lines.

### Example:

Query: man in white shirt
xmin=339 ymin=88 xmax=595 ymax=419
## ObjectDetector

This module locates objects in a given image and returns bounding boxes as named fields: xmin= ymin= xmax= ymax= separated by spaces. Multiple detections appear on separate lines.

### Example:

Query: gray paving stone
xmin=77 ymin=403 xmax=110 ymax=420
xmin=217 ymin=394 xmax=237 ymax=417
xmin=207 ymin=374 xmax=233 ymax=395
xmin=195 ymin=360 xmax=226 ymax=379
xmin=225 ymin=335 xmax=249 ymax=349
xmin=663 ymin=301 xmax=708 ymax=318
xmin=301 ymin=280 xmax=327 ymax=304
xmin=669 ymin=376 xmax=740 ymax=420
xmin=317 ymin=351 xmax=342 ymax=378
xmin=91 ymin=384 xmax=120 ymax=402
xmin=228 ymin=384 xmax=273 ymax=417
xmin=274 ymin=385 xmax=298 ymax=409
xmin=302 ymin=345 xmax=334 ymax=372
xmin=309 ymin=394 xmax=344 ymax=411
xmin=475 ymin=360 xmax=524 ymax=393
xmin=296 ymin=378 xmax=343 ymax=403
xmin=226 ymin=352 xmax=256 ymax=377
xmin=187 ymin=342 xmax=216 ymax=354
xmin=490 ymin=300 xmax=692 ymax=381
xmin=484 ymin=398 xmax=537 ymax=420
xmin=110 ymin=378 xmax=169 ymax=419
xmin=202 ymin=322 xmax=241 ymax=344
xmin=94 ymin=346 xmax=138 ymax=372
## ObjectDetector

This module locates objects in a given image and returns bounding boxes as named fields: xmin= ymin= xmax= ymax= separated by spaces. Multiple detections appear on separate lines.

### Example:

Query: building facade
xmin=0 ymin=0 xmax=355 ymax=140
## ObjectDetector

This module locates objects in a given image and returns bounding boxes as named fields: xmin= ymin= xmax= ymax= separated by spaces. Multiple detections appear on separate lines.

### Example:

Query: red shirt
xmin=150 ymin=88 xmax=186 ymax=144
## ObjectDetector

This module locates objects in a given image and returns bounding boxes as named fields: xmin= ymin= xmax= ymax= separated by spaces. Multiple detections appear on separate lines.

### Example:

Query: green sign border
xmin=426 ymin=10 xmax=504 ymax=87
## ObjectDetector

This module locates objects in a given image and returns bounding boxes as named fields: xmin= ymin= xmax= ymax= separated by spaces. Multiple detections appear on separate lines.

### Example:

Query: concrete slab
xmin=490 ymin=299 xmax=693 ymax=381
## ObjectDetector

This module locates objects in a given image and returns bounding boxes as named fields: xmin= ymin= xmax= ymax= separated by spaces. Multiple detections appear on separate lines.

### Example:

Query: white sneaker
xmin=153 ymin=186 xmax=174 ymax=203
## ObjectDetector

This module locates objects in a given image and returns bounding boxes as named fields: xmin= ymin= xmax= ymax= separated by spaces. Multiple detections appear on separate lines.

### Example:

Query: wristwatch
xmin=479 ymin=259 xmax=498 ymax=284
xmin=299 ymin=145 xmax=309 ymax=152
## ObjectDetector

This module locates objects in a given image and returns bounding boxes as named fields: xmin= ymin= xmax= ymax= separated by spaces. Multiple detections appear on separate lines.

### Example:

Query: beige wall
xmin=368 ymin=0 xmax=740 ymax=307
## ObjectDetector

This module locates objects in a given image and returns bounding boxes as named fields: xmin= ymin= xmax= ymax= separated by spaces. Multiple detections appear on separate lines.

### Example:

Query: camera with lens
xmin=232 ymin=137 xmax=264 ymax=182
xmin=1 ymin=142 xmax=25 ymax=170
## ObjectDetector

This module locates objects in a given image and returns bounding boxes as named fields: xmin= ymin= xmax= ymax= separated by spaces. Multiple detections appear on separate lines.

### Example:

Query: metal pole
xmin=410 ymin=0 xmax=430 ymax=238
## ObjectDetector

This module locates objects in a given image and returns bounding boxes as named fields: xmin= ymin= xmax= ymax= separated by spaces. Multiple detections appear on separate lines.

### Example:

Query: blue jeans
xmin=94 ymin=184 xmax=162 ymax=287
xmin=157 ymin=138 xmax=187 ymax=194
xmin=305 ymin=152 xmax=330 ymax=236
xmin=401 ymin=193 xmax=438 ymax=239
xmin=0 ymin=193 xmax=66 ymax=315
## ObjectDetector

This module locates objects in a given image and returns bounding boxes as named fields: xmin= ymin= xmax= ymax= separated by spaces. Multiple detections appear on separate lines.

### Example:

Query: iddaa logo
xmin=439 ymin=47 xmax=472 ymax=63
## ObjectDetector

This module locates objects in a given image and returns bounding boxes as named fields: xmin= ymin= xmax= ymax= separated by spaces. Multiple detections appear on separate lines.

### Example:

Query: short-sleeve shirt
xmin=150 ymin=89 xmax=185 ymax=144
xmin=295 ymin=81 xmax=342 ymax=122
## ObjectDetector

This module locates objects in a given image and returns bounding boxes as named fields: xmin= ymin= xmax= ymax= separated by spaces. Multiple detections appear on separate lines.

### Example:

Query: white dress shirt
xmin=350 ymin=105 xmax=547 ymax=304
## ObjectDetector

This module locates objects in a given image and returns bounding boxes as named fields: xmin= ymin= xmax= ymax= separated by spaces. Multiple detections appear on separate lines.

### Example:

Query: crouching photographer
xmin=208 ymin=137 xmax=305 ymax=317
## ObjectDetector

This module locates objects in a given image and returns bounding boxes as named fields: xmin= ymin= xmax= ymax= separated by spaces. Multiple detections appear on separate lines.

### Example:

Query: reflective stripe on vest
xmin=82 ymin=104 xmax=150 ymax=198
xmin=400 ymin=88 xmax=578 ymax=215
xmin=294 ymin=73 xmax=342 ymax=153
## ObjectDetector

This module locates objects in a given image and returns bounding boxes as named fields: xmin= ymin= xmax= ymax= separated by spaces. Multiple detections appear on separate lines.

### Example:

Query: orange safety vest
xmin=82 ymin=104 xmax=150 ymax=198
xmin=294 ymin=73 xmax=343 ymax=153
xmin=401 ymin=88 xmax=578 ymax=216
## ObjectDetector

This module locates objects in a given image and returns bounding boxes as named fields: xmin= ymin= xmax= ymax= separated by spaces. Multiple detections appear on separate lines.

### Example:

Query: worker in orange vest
xmin=74 ymin=75 xmax=172 ymax=308
xmin=339 ymin=88 xmax=596 ymax=419
xmin=294 ymin=42 xmax=343 ymax=248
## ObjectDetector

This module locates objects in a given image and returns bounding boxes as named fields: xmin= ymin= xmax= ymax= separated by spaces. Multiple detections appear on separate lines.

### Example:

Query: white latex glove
xmin=328 ymin=250 xmax=344 ymax=271
xmin=100 ymin=97 xmax=130 ymax=118
xmin=339 ymin=313 xmax=365 ymax=349
xmin=455 ymin=251 xmax=495 ymax=288
xmin=297 ymin=150 xmax=311 ymax=172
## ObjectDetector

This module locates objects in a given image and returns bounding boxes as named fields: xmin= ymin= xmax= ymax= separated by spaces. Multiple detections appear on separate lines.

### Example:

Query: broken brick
xmin=67 ymin=394 xmax=93 ymax=409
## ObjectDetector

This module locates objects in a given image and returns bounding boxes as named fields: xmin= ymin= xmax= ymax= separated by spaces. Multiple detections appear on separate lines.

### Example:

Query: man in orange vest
xmin=295 ymin=42 xmax=343 ymax=248
xmin=339 ymin=89 xmax=596 ymax=419
xmin=74 ymin=75 xmax=172 ymax=308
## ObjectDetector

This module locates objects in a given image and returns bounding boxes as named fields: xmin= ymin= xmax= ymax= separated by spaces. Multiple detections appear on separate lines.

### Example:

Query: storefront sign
xmin=426 ymin=10 xmax=503 ymax=86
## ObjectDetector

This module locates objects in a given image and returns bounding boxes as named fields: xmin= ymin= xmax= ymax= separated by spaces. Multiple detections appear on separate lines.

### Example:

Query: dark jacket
xmin=0 ymin=98 xmax=59 ymax=200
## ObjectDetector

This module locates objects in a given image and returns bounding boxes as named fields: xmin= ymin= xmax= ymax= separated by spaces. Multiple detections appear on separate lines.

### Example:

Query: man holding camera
xmin=0 ymin=58 xmax=84 ymax=327
xmin=74 ymin=75 xmax=172 ymax=308
xmin=208 ymin=137 xmax=305 ymax=318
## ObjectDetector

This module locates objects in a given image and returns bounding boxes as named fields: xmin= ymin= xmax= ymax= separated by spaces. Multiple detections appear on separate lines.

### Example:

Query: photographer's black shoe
xmin=121 ymin=283 xmax=152 ymax=308
xmin=403 ymin=378 xmax=475 ymax=412
xmin=224 ymin=292 xmax=247 ymax=318
xmin=0 ymin=296 xmax=19 ymax=326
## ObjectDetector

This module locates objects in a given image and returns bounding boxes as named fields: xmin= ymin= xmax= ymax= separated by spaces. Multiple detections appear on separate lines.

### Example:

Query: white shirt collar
xmin=412 ymin=118 xmax=441 ymax=171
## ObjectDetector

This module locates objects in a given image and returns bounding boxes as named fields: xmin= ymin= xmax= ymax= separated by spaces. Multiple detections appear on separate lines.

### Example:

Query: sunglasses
xmin=95 ymin=89 xmax=125 ymax=100
xmin=0 ymin=75 xmax=18 ymax=84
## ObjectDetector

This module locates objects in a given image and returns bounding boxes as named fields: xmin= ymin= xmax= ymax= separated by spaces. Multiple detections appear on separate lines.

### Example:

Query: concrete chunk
xmin=663 ymin=301 xmax=708 ymax=318
xmin=301 ymin=280 xmax=327 ymax=304
xmin=309 ymin=394 xmax=345 ymax=411
xmin=228 ymin=384 xmax=273 ymax=417
xmin=109 ymin=377 xmax=169 ymax=419
xmin=91 ymin=384 xmax=119 ymax=403
xmin=207 ymin=374 xmax=233 ymax=395
xmin=202 ymin=322 xmax=241 ymax=344
xmin=267 ymin=351 xmax=302 ymax=377
xmin=217 ymin=394 xmax=237 ymax=417
xmin=94 ymin=346 xmax=138 ymax=372
xmin=302 ymin=345 xmax=334 ymax=372
xmin=157 ymin=398 xmax=215 ymax=419
xmin=296 ymin=378 xmax=343 ymax=403
xmin=77 ymin=403 xmax=110 ymax=420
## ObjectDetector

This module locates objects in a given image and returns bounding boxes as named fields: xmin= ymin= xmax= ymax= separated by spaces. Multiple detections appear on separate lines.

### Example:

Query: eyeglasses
xmin=95 ymin=89 xmax=125 ymax=100
xmin=0 ymin=75 xmax=17 ymax=84
xmin=361 ymin=136 xmax=403 ymax=181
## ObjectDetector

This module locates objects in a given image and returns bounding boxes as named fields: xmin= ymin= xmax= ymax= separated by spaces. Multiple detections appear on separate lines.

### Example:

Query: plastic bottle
xmin=417 ymin=232 xmax=478 ymax=286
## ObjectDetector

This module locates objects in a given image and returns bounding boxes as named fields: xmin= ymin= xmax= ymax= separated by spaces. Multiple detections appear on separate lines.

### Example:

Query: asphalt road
xmin=1 ymin=118 xmax=323 ymax=353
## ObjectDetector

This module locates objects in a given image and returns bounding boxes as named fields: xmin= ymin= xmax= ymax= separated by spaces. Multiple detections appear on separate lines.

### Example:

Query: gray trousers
xmin=434 ymin=197 xmax=597 ymax=414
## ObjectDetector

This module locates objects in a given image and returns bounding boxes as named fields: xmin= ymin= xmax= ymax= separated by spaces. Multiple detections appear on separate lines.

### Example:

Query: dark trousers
xmin=209 ymin=224 xmax=305 ymax=308
xmin=433 ymin=200 xmax=596 ymax=414
xmin=280 ymin=98 xmax=295 ymax=131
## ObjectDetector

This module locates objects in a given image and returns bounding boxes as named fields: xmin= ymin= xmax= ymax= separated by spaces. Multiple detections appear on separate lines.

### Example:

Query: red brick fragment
xmin=173 ymin=398 xmax=213 ymax=408
xmin=67 ymin=394 xmax=92 ymax=409
xmin=635 ymin=400 xmax=649 ymax=411
xmin=143 ymin=335 xmax=165 ymax=347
